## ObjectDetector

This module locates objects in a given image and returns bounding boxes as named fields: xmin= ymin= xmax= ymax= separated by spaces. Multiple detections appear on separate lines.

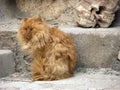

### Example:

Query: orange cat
xmin=17 ymin=17 xmax=76 ymax=81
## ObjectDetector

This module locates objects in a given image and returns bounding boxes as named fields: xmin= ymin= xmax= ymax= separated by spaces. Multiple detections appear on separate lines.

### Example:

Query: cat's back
xmin=49 ymin=27 xmax=73 ymax=43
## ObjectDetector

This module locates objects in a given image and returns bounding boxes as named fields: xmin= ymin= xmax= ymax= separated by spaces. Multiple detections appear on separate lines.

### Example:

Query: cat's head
xmin=18 ymin=17 xmax=49 ymax=43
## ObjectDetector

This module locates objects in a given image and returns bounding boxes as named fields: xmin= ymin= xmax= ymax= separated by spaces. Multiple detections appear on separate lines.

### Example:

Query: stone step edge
xmin=0 ymin=27 xmax=120 ymax=36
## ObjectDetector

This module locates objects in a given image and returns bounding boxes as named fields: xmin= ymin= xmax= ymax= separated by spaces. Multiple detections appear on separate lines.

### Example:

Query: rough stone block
xmin=0 ymin=50 xmax=15 ymax=77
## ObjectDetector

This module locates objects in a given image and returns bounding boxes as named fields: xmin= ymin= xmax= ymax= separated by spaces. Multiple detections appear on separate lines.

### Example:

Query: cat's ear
xmin=23 ymin=18 xmax=28 ymax=22
xmin=37 ymin=17 xmax=44 ymax=22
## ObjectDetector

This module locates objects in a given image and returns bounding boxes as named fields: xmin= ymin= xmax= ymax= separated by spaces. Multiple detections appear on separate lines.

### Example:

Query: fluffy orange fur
xmin=17 ymin=17 xmax=76 ymax=81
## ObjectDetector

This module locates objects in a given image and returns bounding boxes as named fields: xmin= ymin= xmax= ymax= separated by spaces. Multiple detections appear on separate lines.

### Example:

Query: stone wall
xmin=16 ymin=0 xmax=120 ymax=27
xmin=0 ymin=0 xmax=120 ymax=27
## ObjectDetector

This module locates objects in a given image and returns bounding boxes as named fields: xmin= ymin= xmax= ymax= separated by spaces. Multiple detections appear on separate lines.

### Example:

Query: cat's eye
xmin=24 ymin=28 xmax=27 ymax=30
xmin=29 ymin=28 xmax=33 ymax=30
xmin=24 ymin=27 xmax=32 ymax=30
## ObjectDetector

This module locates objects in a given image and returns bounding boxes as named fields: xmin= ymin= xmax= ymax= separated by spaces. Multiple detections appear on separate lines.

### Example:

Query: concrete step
xmin=0 ymin=27 xmax=120 ymax=89
xmin=0 ymin=68 xmax=120 ymax=90
xmin=0 ymin=50 xmax=15 ymax=78
xmin=0 ymin=27 xmax=120 ymax=72
xmin=60 ymin=27 xmax=120 ymax=70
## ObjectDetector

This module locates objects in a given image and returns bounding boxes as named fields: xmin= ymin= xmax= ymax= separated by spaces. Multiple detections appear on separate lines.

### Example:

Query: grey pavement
xmin=0 ymin=68 xmax=120 ymax=90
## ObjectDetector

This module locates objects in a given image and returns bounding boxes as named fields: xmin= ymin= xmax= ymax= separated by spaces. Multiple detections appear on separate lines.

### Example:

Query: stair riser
xmin=0 ymin=50 xmax=15 ymax=77
xmin=0 ymin=28 xmax=120 ymax=72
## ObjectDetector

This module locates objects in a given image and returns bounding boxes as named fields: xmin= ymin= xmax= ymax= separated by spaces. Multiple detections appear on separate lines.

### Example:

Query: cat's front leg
xmin=31 ymin=58 xmax=50 ymax=81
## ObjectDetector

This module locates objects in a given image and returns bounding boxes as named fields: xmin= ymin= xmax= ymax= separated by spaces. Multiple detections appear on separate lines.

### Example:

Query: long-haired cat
xmin=17 ymin=17 xmax=76 ymax=81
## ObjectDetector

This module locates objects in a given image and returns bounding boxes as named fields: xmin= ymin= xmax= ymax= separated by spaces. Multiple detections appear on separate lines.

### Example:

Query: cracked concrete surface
xmin=0 ymin=68 xmax=120 ymax=90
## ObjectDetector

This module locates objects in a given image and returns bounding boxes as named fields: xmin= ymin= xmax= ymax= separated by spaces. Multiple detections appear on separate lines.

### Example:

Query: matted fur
xmin=17 ymin=17 xmax=76 ymax=81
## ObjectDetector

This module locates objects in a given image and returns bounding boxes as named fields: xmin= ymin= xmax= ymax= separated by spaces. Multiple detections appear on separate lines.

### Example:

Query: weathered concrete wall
xmin=0 ymin=0 xmax=29 ymax=22
xmin=0 ymin=28 xmax=120 ymax=72
xmin=112 ymin=1 xmax=120 ymax=26
xmin=0 ymin=0 xmax=17 ymax=21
